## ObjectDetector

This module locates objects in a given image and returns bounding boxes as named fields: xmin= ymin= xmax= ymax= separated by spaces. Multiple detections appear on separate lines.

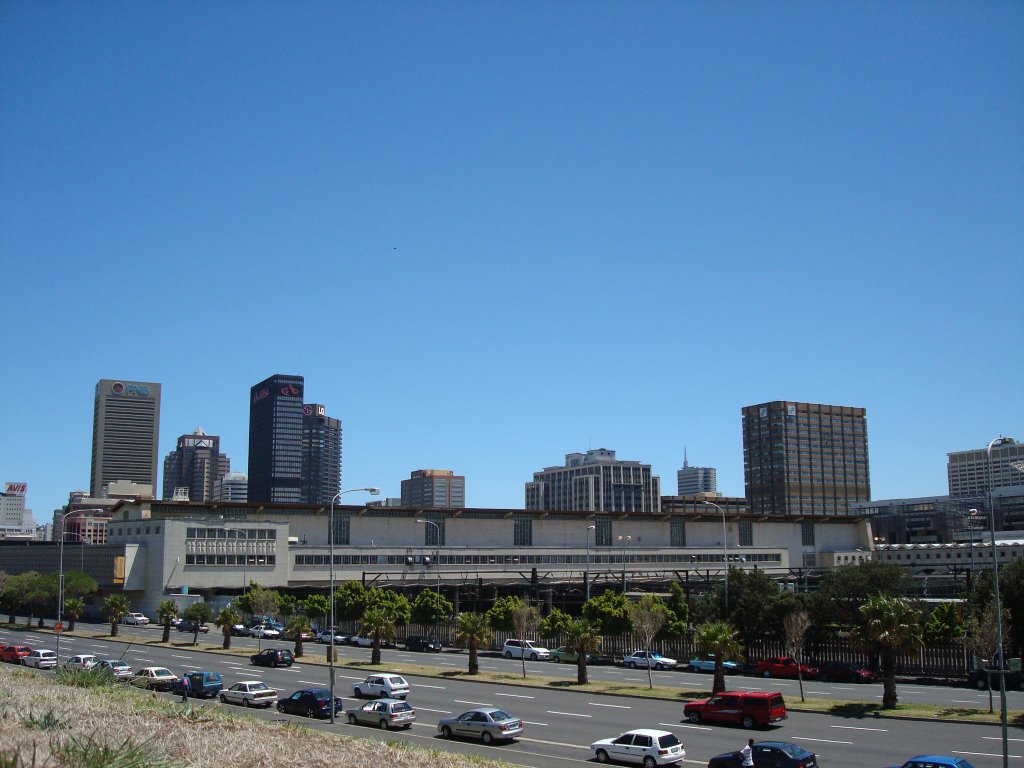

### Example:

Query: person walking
xmin=180 ymin=673 xmax=190 ymax=704
xmin=740 ymin=738 xmax=754 ymax=767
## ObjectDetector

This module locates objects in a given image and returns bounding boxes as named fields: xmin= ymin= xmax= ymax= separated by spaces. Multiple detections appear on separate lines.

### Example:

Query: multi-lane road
xmin=2 ymin=623 xmax=1020 ymax=768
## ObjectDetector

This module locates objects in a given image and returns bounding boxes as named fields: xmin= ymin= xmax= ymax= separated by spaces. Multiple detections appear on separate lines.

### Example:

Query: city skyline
xmin=3 ymin=4 xmax=1020 ymax=518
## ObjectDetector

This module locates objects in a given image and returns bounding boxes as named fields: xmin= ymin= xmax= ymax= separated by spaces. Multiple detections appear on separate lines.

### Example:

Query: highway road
xmin=3 ymin=624 xmax=1020 ymax=768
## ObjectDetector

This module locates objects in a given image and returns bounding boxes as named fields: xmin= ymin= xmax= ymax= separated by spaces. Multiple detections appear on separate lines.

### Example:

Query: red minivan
xmin=683 ymin=691 xmax=787 ymax=729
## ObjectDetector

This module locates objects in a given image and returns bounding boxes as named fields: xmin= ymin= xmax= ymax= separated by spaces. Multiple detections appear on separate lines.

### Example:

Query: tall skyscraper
xmin=401 ymin=469 xmax=465 ymax=508
xmin=677 ymin=451 xmax=717 ymax=495
xmin=248 ymin=374 xmax=304 ymax=503
xmin=742 ymin=401 xmax=870 ymax=516
xmin=162 ymin=428 xmax=230 ymax=502
xmin=90 ymin=379 xmax=161 ymax=497
xmin=213 ymin=472 xmax=248 ymax=502
xmin=947 ymin=438 xmax=1024 ymax=498
xmin=1 ymin=482 xmax=33 ymax=536
xmin=525 ymin=449 xmax=661 ymax=513
xmin=301 ymin=403 xmax=342 ymax=505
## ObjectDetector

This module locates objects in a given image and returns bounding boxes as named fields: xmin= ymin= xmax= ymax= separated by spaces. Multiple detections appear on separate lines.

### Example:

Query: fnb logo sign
xmin=111 ymin=382 xmax=151 ymax=396
xmin=280 ymin=383 xmax=301 ymax=396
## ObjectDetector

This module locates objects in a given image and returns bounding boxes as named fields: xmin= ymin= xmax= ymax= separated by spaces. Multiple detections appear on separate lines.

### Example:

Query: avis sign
xmin=4 ymin=483 xmax=27 ymax=496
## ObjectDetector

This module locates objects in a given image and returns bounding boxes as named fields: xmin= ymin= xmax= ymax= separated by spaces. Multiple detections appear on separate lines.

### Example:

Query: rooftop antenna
xmin=683 ymin=445 xmax=689 ymax=467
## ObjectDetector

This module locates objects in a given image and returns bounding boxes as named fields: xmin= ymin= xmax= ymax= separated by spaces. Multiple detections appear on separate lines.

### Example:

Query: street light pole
xmin=585 ymin=525 xmax=596 ymax=603
xmin=55 ymin=510 xmax=76 ymax=666
xmin=702 ymin=500 xmax=730 ymax=619
xmin=987 ymin=436 xmax=1014 ymax=768
xmin=616 ymin=535 xmax=631 ymax=594
xmin=329 ymin=486 xmax=380 ymax=724
xmin=416 ymin=519 xmax=442 ymax=644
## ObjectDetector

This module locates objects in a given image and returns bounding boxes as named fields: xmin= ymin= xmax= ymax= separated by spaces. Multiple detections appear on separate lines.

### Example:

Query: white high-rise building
xmin=677 ymin=452 xmax=717 ymax=496
xmin=525 ymin=449 xmax=661 ymax=514
xmin=1 ymin=482 xmax=34 ymax=536
xmin=213 ymin=472 xmax=248 ymax=502
xmin=947 ymin=438 xmax=1024 ymax=498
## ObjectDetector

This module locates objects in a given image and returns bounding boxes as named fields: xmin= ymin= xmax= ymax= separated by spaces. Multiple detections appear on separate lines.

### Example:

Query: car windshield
xmin=393 ymin=702 xmax=412 ymax=712
xmin=387 ymin=677 xmax=407 ymax=685
xmin=311 ymin=690 xmax=330 ymax=700
xmin=658 ymin=734 xmax=681 ymax=748
xmin=250 ymin=683 xmax=268 ymax=691
xmin=489 ymin=710 xmax=512 ymax=721
xmin=153 ymin=668 xmax=172 ymax=676
xmin=778 ymin=744 xmax=813 ymax=759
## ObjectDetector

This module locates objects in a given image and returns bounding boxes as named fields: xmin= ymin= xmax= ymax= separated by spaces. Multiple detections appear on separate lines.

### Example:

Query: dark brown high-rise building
xmin=742 ymin=401 xmax=870 ymax=516
xmin=248 ymin=374 xmax=304 ymax=503
xmin=162 ymin=428 xmax=230 ymax=502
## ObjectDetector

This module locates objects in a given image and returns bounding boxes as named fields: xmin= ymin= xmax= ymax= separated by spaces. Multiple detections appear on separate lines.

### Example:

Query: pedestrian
xmin=740 ymin=738 xmax=754 ymax=767
xmin=180 ymin=673 xmax=190 ymax=703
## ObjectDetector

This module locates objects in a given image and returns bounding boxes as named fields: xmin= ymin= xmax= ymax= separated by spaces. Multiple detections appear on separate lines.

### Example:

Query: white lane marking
xmin=453 ymin=700 xmax=491 ymax=707
xmin=668 ymin=723 xmax=712 ymax=731
xmin=495 ymin=692 xmax=534 ymax=699
xmin=522 ymin=720 xmax=548 ymax=726
xmin=952 ymin=700 xmax=982 ymax=704
xmin=90 ymin=644 xmax=108 ymax=649
xmin=982 ymin=737 xmax=1024 ymax=742
xmin=412 ymin=706 xmax=452 ymax=714
xmin=805 ymin=691 xmax=832 ymax=695
xmin=623 ymin=677 xmax=644 ymax=682
xmin=547 ymin=710 xmax=591 ymax=718
xmin=738 ymin=686 xmax=764 ymax=691
xmin=793 ymin=737 xmax=853 ymax=745
xmin=590 ymin=702 xmax=630 ymax=709
xmin=415 ymin=684 xmax=446 ymax=689
xmin=832 ymin=686 xmax=855 ymax=690
xmin=954 ymin=752 xmax=1023 ymax=759
xmin=337 ymin=675 xmax=364 ymax=680
xmin=830 ymin=725 xmax=888 ymax=732
xmin=169 ymin=654 xmax=192 ymax=659
xmin=298 ymin=680 xmax=323 ymax=685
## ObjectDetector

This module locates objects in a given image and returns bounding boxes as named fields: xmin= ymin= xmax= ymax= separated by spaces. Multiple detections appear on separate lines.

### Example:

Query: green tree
xmin=360 ymin=607 xmax=396 ymax=665
xmin=512 ymin=603 xmax=541 ymax=679
xmin=276 ymin=592 xmax=298 ymax=622
xmin=783 ymin=609 xmax=812 ymax=702
xmin=628 ymin=595 xmax=669 ymax=689
xmin=215 ymin=606 xmax=241 ymax=650
xmin=62 ymin=571 xmax=99 ymax=600
xmin=103 ymin=594 xmax=130 ymax=636
xmin=538 ymin=607 xmax=573 ymax=640
xmin=286 ymin=614 xmax=312 ymax=657
xmin=853 ymin=595 xmax=923 ymax=709
xmin=183 ymin=602 xmax=212 ymax=645
xmin=410 ymin=589 xmax=453 ymax=628
xmin=455 ymin=612 xmax=491 ymax=675
xmin=302 ymin=594 xmax=330 ymax=630
xmin=729 ymin=568 xmax=785 ymax=655
xmin=693 ymin=620 xmax=744 ymax=695
xmin=239 ymin=584 xmax=279 ymax=624
xmin=333 ymin=580 xmax=368 ymax=624
xmin=0 ymin=573 xmax=31 ymax=624
xmin=660 ymin=582 xmax=690 ymax=638
xmin=581 ymin=590 xmax=632 ymax=634
xmin=63 ymin=597 xmax=84 ymax=631
xmin=998 ymin=559 xmax=1024 ymax=657
xmin=964 ymin=602 xmax=1009 ymax=714
xmin=157 ymin=600 xmax=179 ymax=643
xmin=817 ymin=562 xmax=912 ymax=627
xmin=21 ymin=572 xmax=52 ymax=627
xmin=486 ymin=595 xmax=525 ymax=632
xmin=565 ymin=619 xmax=603 ymax=685
xmin=924 ymin=602 xmax=964 ymax=645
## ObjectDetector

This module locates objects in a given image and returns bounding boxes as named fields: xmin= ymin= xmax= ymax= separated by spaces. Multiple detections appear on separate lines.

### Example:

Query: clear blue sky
xmin=3 ymin=2 xmax=1021 ymax=522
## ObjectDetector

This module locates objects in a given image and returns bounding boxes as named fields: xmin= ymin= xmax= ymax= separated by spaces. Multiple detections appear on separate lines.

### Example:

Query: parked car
xmin=95 ymin=658 xmax=133 ymax=681
xmin=229 ymin=624 xmax=250 ymax=637
xmin=437 ymin=707 xmax=524 ymax=744
xmin=550 ymin=646 xmax=608 ymax=665
xmin=350 ymin=634 xmax=389 ymax=647
xmin=219 ymin=680 xmax=278 ymax=708
xmin=177 ymin=620 xmax=210 ymax=634
xmin=885 ymin=758 xmax=978 ymax=768
xmin=501 ymin=639 xmax=551 ymax=660
xmin=756 ymin=657 xmax=819 ymax=679
xmin=317 ymin=629 xmax=349 ymax=645
xmin=249 ymin=625 xmax=281 ymax=639
xmin=346 ymin=697 xmax=416 ymax=730
xmin=63 ymin=654 xmax=98 ymax=671
xmin=352 ymin=673 xmax=410 ymax=699
xmin=121 ymin=612 xmax=150 ymax=626
xmin=131 ymin=666 xmax=178 ymax=691
xmin=819 ymin=660 xmax=877 ymax=683
xmin=622 ymin=650 xmax=678 ymax=670
xmin=172 ymin=670 xmax=223 ymax=698
xmin=250 ymin=648 xmax=294 ymax=668
xmin=688 ymin=654 xmax=741 ymax=674
xmin=708 ymin=741 xmax=817 ymax=768
xmin=404 ymin=635 xmax=442 ymax=652
xmin=591 ymin=728 xmax=685 ymax=766
xmin=684 ymin=691 xmax=787 ymax=729
xmin=0 ymin=646 xmax=32 ymax=664
xmin=22 ymin=649 xmax=58 ymax=669
xmin=966 ymin=668 xmax=1024 ymax=691
xmin=276 ymin=688 xmax=343 ymax=719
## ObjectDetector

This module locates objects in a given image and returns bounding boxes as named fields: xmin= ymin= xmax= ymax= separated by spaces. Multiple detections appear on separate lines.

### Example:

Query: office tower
xmin=1 ymin=482 xmax=33 ymax=535
xmin=90 ymin=379 xmax=161 ymax=497
xmin=677 ymin=451 xmax=717 ymax=495
xmin=947 ymin=438 xmax=1024 ymax=498
xmin=213 ymin=472 xmax=248 ymax=502
xmin=742 ymin=401 xmax=870 ymax=516
xmin=247 ymin=374 xmax=304 ymax=503
xmin=401 ymin=469 xmax=465 ymax=509
xmin=525 ymin=449 xmax=661 ymax=513
xmin=301 ymin=403 xmax=342 ymax=504
xmin=162 ymin=428 xmax=230 ymax=502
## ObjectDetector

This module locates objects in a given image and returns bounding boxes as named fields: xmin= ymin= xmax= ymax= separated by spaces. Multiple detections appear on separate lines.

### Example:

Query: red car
xmin=0 ymin=645 xmax=32 ymax=664
xmin=756 ymin=656 xmax=819 ymax=679
xmin=684 ymin=691 xmax=788 ymax=729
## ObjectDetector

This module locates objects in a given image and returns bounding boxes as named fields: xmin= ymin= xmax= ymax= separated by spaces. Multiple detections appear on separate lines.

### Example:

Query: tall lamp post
xmin=55 ymin=510 xmax=78 ymax=666
xmin=328 ymin=486 xmax=380 ymax=724
xmin=585 ymin=525 xmax=596 ymax=603
xmin=987 ymin=436 xmax=1014 ymax=768
xmin=701 ymin=500 xmax=730 ymax=618
xmin=616 ymin=535 xmax=632 ymax=594
xmin=416 ymin=519 xmax=442 ymax=644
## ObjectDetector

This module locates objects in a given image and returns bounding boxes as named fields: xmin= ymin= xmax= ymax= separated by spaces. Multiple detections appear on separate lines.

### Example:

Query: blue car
xmin=689 ymin=655 xmax=741 ymax=674
xmin=886 ymin=758 xmax=977 ymax=768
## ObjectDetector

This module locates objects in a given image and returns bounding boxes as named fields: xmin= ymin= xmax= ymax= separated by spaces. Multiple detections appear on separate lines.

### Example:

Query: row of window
xmin=294 ymin=552 xmax=783 ymax=567
xmin=185 ymin=554 xmax=277 ymax=566
xmin=186 ymin=527 xmax=277 ymax=540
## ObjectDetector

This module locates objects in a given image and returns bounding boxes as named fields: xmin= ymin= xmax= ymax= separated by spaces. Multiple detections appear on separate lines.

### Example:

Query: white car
xmin=592 ymin=729 xmax=686 ymax=767
xmin=23 ymin=649 xmax=58 ymax=669
xmin=121 ymin=612 xmax=150 ymax=626
xmin=95 ymin=659 xmax=133 ymax=681
xmin=349 ymin=635 xmax=375 ymax=647
xmin=317 ymin=629 xmax=348 ymax=644
xmin=622 ymin=650 xmax=678 ymax=670
xmin=352 ymin=673 xmax=410 ymax=699
xmin=249 ymin=625 xmax=281 ymax=639
xmin=219 ymin=680 xmax=278 ymax=708
xmin=63 ymin=654 xmax=98 ymax=671
xmin=130 ymin=666 xmax=178 ymax=691
xmin=501 ymin=639 xmax=551 ymax=660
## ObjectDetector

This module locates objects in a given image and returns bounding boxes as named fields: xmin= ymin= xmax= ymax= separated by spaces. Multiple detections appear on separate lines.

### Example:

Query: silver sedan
xmin=346 ymin=698 xmax=415 ymax=730
xmin=437 ymin=707 xmax=524 ymax=744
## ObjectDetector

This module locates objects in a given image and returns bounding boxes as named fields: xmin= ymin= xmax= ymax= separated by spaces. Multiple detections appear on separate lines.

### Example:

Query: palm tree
xmin=183 ymin=602 xmax=212 ymax=645
xmin=157 ymin=600 xmax=179 ymax=643
xmin=853 ymin=594 xmax=923 ymax=709
xmin=286 ymin=614 xmax=312 ymax=658
xmin=565 ymin=619 xmax=603 ymax=685
xmin=455 ymin=612 xmax=491 ymax=675
xmin=215 ymin=606 xmax=241 ymax=650
xmin=360 ymin=607 xmax=396 ymax=666
xmin=694 ymin=620 xmax=744 ymax=694
xmin=63 ymin=597 xmax=84 ymax=632
xmin=103 ymin=595 xmax=130 ymax=637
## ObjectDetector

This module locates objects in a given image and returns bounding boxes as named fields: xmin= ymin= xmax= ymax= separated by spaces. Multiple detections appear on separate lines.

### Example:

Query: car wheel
xmin=353 ymin=688 xmax=362 ymax=698
xmin=379 ymin=719 xmax=389 ymax=730
xmin=503 ymin=651 xmax=512 ymax=659
xmin=242 ymin=699 xmax=250 ymax=708
xmin=975 ymin=677 xmax=988 ymax=690
xmin=482 ymin=731 xmax=494 ymax=745
xmin=655 ymin=663 xmax=665 ymax=670
xmin=821 ymin=674 xmax=830 ymax=682
xmin=529 ymin=653 xmax=538 ymax=661
xmin=687 ymin=711 xmax=702 ymax=724
xmin=643 ymin=757 xmax=657 ymax=768
xmin=276 ymin=703 xmax=285 ymax=713
xmin=305 ymin=707 xmax=315 ymax=718
xmin=219 ymin=695 xmax=227 ymax=704
xmin=742 ymin=715 xmax=755 ymax=730
xmin=347 ymin=713 xmax=357 ymax=725
xmin=553 ymin=656 xmax=560 ymax=663
xmin=762 ymin=669 xmax=772 ymax=678
xmin=629 ymin=661 xmax=637 ymax=669
xmin=442 ymin=725 xmax=453 ymax=739
xmin=596 ymin=749 xmax=610 ymax=763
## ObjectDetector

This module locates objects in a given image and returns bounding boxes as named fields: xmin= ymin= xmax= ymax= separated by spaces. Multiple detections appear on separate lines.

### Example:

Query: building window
xmin=595 ymin=518 xmax=612 ymax=547
xmin=739 ymin=520 xmax=753 ymax=547
xmin=514 ymin=517 xmax=533 ymax=547
xmin=801 ymin=521 xmax=815 ymax=546
xmin=333 ymin=514 xmax=351 ymax=546
xmin=670 ymin=518 xmax=686 ymax=547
